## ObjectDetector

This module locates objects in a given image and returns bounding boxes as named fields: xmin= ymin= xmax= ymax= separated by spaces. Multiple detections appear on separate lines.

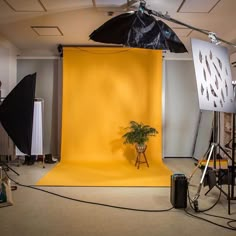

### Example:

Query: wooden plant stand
xmin=135 ymin=144 xmax=149 ymax=169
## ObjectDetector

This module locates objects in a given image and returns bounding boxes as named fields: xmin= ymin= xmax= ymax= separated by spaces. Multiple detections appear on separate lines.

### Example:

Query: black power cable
xmin=187 ymin=178 xmax=236 ymax=230
xmin=184 ymin=209 xmax=236 ymax=231
xmin=202 ymin=212 xmax=236 ymax=228
xmin=187 ymin=183 xmax=222 ymax=213
xmin=2 ymin=169 xmax=236 ymax=231
xmin=4 ymin=171 xmax=173 ymax=213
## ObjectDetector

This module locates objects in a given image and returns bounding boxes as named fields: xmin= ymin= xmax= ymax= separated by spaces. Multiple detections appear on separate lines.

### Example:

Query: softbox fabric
xmin=89 ymin=11 xmax=187 ymax=53
xmin=90 ymin=13 xmax=137 ymax=44
xmin=0 ymin=73 xmax=36 ymax=155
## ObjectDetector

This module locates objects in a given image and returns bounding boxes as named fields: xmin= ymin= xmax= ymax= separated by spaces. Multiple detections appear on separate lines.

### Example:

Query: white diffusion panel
xmin=191 ymin=38 xmax=235 ymax=113
xmin=31 ymin=100 xmax=43 ymax=155
xmin=16 ymin=100 xmax=43 ymax=155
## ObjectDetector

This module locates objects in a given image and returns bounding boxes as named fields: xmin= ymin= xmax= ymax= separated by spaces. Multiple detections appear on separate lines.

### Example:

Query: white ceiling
xmin=0 ymin=0 xmax=235 ymax=57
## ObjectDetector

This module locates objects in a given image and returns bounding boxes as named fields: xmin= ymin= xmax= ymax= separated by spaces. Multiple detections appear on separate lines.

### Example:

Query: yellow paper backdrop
xmin=36 ymin=47 xmax=173 ymax=186
xmin=61 ymin=47 xmax=162 ymax=163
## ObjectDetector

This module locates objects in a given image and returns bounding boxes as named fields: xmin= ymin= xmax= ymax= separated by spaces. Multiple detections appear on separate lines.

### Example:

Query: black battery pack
xmin=170 ymin=174 xmax=188 ymax=208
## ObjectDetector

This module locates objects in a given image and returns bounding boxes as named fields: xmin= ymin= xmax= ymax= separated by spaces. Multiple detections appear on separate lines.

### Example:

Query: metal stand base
xmin=191 ymin=142 xmax=235 ymax=214
xmin=0 ymin=161 xmax=20 ymax=176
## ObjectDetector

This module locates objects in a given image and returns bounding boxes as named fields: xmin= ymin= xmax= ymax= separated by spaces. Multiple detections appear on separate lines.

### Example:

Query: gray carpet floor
xmin=0 ymin=158 xmax=235 ymax=236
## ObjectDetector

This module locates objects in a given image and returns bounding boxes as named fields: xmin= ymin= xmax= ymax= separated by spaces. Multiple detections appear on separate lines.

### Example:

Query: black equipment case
xmin=170 ymin=174 xmax=188 ymax=208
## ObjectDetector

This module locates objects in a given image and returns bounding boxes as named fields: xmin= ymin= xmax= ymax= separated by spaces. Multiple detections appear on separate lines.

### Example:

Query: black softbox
xmin=0 ymin=73 xmax=36 ymax=155
xmin=89 ymin=11 xmax=187 ymax=53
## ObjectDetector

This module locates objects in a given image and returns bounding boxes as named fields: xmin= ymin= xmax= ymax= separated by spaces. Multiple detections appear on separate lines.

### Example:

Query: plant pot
xmin=135 ymin=144 xmax=147 ymax=153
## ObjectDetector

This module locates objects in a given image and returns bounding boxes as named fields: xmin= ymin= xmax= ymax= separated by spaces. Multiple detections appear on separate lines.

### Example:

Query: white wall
xmin=0 ymin=35 xmax=18 ymax=97
xmin=0 ymin=47 xmax=9 ymax=97
xmin=163 ymin=59 xmax=200 ymax=157
xmin=0 ymin=36 xmax=18 ymax=156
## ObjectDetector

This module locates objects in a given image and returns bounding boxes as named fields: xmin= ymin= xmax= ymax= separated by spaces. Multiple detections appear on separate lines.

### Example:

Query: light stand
xmin=0 ymin=73 xmax=36 ymax=177
xmin=188 ymin=33 xmax=236 ymax=213
xmin=190 ymin=112 xmax=232 ymax=211
xmin=228 ymin=81 xmax=236 ymax=214
xmin=190 ymin=100 xmax=236 ymax=214
xmin=191 ymin=142 xmax=215 ymax=209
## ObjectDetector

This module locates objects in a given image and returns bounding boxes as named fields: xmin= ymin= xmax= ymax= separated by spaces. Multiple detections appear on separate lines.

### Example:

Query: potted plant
xmin=122 ymin=121 xmax=158 ymax=153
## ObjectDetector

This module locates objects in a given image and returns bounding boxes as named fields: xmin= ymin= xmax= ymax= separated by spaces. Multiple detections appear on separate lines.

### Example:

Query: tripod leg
xmin=1 ymin=161 xmax=20 ymax=176
xmin=192 ymin=143 xmax=215 ymax=203
xmin=205 ymin=188 xmax=212 ymax=196
xmin=189 ymin=146 xmax=211 ymax=182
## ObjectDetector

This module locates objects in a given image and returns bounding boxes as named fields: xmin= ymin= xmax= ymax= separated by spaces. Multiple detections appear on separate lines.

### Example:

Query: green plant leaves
xmin=122 ymin=121 xmax=158 ymax=146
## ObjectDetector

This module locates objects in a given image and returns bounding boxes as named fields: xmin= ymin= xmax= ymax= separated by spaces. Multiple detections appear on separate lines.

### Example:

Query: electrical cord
xmin=202 ymin=212 xmax=236 ymax=229
xmin=198 ymin=188 xmax=222 ymax=213
xmin=3 ymin=169 xmax=236 ymax=231
xmin=184 ymin=209 xmax=236 ymax=231
xmin=4 ymin=170 xmax=173 ymax=213
xmin=186 ymin=179 xmax=236 ymax=230
xmin=187 ymin=183 xmax=222 ymax=213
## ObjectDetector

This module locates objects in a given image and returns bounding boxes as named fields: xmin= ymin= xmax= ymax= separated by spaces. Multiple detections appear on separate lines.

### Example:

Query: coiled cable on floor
xmin=186 ymin=180 xmax=236 ymax=230
xmin=187 ymin=183 xmax=222 ymax=213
